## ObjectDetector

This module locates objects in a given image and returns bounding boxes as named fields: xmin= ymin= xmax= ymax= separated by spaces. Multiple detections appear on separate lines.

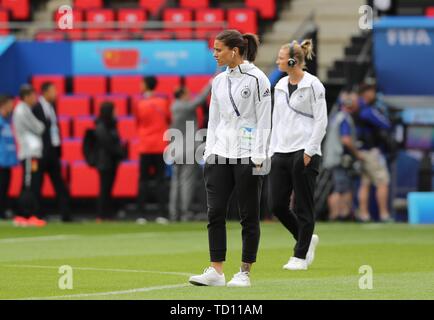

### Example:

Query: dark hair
xmin=358 ymin=83 xmax=376 ymax=95
xmin=143 ymin=76 xmax=157 ymax=91
xmin=174 ymin=86 xmax=187 ymax=99
xmin=216 ymin=29 xmax=260 ymax=62
xmin=19 ymin=84 xmax=35 ymax=100
xmin=0 ymin=94 xmax=13 ymax=108
xmin=41 ymin=81 xmax=54 ymax=93
xmin=98 ymin=101 xmax=116 ymax=128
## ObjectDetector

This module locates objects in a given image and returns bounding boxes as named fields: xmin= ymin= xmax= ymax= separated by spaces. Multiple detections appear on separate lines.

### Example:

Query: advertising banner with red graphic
xmin=72 ymin=40 xmax=215 ymax=75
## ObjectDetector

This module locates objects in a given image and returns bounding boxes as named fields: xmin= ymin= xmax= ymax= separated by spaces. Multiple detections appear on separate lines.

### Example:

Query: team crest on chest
xmin=241 ymin=86 xmax=251 ymax=99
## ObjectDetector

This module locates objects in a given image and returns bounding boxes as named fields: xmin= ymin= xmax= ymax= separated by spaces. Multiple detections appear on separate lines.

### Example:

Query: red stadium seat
xmin=101 ymin=31 xmax=131 ymax=41
xmin=57 ymin=95 xmax=91 ymax=117
xmin=73 ymin=116 xmax=95 ymax=139
xmin=93 ymin=94 xmax=128 ymax=117
xmin=110 ymin=75 xmax=142 ymax=95
xmin=86 ymin=9 xmax=115 ymax=31
xmin=35 ymin=31 xmax=65 ymax=42
xmin=118 ymin=116 xmax=137 ymax=140
xmin=74 ymin=0 xmax=102 ymax=9
xmin=0 ymin=9 xmax=9 ymax=35
xmin=139 ymin=0 xmax=166 ymax=17
xmin=112 ymin=161 xmax=139 ymax=197
xmin=128 ymin=139 xmax=140 ymax=160
xmin=185 ymin=75 xmax=212 ymax=94
xmin=118 ymin=8 xmax=147 ymax=31
xmin=54 ymin=9 xmax=83 ymax=30
xmin=245 ymin=0 xmax=276 ymax=19
xmin=65 ymin=29 xmax=84 ymax=41
xmin=227 ymin=9 xmax=257 ymax=34
xmin=70 ymin=161 xmax=99 ymax=197
xmin=163 ymin=9 xmax=193 ymax=39
xmin=42 ymin=162 xmax=68 ymax=197
xmin=143 ymin=31 xmax=172 ymax=40
xmin=85 ymin=30 xmax=103 ymax=40
xmin=427 ymin=7 xmax=434 ymax=17
xmin=73 ymin=76 xmax=107 ymax=95
xmin=1 ymin=0 xmax=29 ymax=20
xmin=179 ymin=0 xmax=209 ymax=9
xmin=156 ymin=75 xmax=181 ymax=96
xmin=8 ymin=165 xmax=22 ymax=197
xmin=195 ymin=9 xmax=225 ymax=38
xmin=62 ymin=138 xmax=84 ymax=162
xmin=32 ymin=75 xmax=65 ymax=96
xmin=58 ymin=116 xmax=71 ymax=139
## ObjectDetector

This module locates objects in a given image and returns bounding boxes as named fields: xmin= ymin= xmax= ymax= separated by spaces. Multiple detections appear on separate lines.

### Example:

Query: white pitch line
xmin=1 ymin=264 xmax=194 ymax=277
xmin=19 ymin=283 xmax=190 ymax=300
xmin=0 ymin=235 xmax=81 ymax=244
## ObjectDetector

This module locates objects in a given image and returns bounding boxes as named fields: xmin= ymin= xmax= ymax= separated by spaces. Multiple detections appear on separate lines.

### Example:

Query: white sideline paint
xmin=19 ymin=283 xmax=189 ymax=300
xmin=2 ymin=264 xmax=194 ymax=276
xmin=0 ymin=230 xmax=198 ymax=244
xmin=0 ymin=235 xmax=80 ymax=244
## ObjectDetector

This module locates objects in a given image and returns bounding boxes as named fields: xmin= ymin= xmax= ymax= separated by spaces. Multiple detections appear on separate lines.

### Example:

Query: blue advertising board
xmin=72 ymin=40 xmax=216 ymax=75
xmin=374 ymin=17 xmax=434 ymax=95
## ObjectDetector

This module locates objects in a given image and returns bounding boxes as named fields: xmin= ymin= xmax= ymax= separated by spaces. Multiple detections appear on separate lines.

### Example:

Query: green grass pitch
xmin=0 ymin=221 xmax=433 ymax=300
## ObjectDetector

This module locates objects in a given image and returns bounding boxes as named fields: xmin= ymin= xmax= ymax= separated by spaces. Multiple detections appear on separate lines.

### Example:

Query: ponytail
xmin=300 ymin=39 xmax=314 ymax=61
xmin=281 ymin=38 xmax=315 ymax=68
xmin=242 ymin=33 xmax=260 ymax=62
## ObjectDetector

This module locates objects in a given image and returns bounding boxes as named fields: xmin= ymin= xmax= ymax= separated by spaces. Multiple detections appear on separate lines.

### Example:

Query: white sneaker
xmin=306 ymin=234 xmax=319 ymax=266
xmin=189 ymin=267 xmax=225 ymax=286
xmin=227 ymin=270 xmax=251 ymax=287
xmin=283 ymin=257 xmax=308 ymax=270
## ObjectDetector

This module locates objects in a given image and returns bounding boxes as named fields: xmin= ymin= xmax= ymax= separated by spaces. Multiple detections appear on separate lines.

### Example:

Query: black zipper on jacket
xmin=227 ymin=77 xmax=241 ymax=117
xmin=238 ymin=65 xmax=261 ymax=102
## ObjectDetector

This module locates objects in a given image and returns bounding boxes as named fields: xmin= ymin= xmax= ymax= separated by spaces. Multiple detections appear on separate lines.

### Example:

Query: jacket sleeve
xmin=251 ymin=75 xmax=272 ymax=165
xmin=203 ymin=80 xmax=219 ymax=161
xmin=361 ymin=107 xmax=391 ymax=130
xmin=305 ymin=80 xmax=328 ymax=157
xmin=268 ymin=89 xmax=280 ymax=157
xmin=15 ymin=106 xmax=45 ymax=136
xmin=189 ymin=82 xmax=212 ymax=110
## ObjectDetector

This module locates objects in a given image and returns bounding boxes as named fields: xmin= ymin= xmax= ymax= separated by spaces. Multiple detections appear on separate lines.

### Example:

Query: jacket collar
xmin=226 ymin=61 xmax=256 ymax=77
xmin=275 ymin=71 xmax=316 ymax=91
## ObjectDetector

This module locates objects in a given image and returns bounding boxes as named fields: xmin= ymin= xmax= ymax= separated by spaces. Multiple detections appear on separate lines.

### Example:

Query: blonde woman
xmin=269 ymin=40 xmax=328 ymax=270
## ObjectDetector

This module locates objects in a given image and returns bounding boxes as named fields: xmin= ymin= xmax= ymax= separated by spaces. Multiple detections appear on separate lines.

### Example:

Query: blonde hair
xmin=281 ymin=39 xmax=314 ymax=68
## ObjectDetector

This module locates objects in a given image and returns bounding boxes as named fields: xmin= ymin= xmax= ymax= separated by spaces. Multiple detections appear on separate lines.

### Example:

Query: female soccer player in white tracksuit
xmin=189 ymin=30 xmax=272 ymax=287
xmin=269 ymin=39 xmax=328 ymax=270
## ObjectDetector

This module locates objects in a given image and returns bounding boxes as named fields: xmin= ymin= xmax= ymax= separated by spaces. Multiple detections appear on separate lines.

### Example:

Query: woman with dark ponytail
xmin=188 ymin=30 xmax=272 ymax=287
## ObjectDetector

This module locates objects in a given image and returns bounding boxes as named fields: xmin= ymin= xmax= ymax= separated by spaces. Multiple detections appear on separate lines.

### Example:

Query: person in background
xmin=12 ymin=84 xmax=46 ymax=227
xmin=32 ymin=82 xmax=72 ymax=222
xmin=323 ymin=91 xmax=364 ymax=221
xmin=135 ymin=76 xmax=171 ymax=223
xmin=95 ymin=102 xmax=127 ymax=221
xmin=0 ymin=95 xmax=18 ymax=220
xmin=169 ymin=80 xmax=212 ymax=222
xmin=354 ymin=83 xmax=392 ymax=222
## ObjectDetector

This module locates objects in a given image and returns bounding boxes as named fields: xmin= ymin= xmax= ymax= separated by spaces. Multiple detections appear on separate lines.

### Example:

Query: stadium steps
xmin=18 ymin=0 xmax=72 ymax=39
xmin=255 ymin=0 xmax=365 ymax=79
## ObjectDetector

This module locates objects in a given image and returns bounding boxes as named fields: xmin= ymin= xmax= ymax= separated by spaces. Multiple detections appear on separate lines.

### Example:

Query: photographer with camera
xmin=323 ymin=91 xmax=364 ymax=222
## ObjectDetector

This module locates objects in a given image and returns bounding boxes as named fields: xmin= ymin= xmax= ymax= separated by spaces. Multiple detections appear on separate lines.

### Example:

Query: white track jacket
xmin=270 ymin=71 xmax=328 ymax=157
xmin=204 ymin=61 xmax=272 ymax=165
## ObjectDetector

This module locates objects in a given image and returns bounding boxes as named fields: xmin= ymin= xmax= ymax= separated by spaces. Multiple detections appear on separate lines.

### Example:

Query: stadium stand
xmin=1 ymin=0 xmax=30 ymax=20
xmin=0 ymin=9 xmax=9 ymax=35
